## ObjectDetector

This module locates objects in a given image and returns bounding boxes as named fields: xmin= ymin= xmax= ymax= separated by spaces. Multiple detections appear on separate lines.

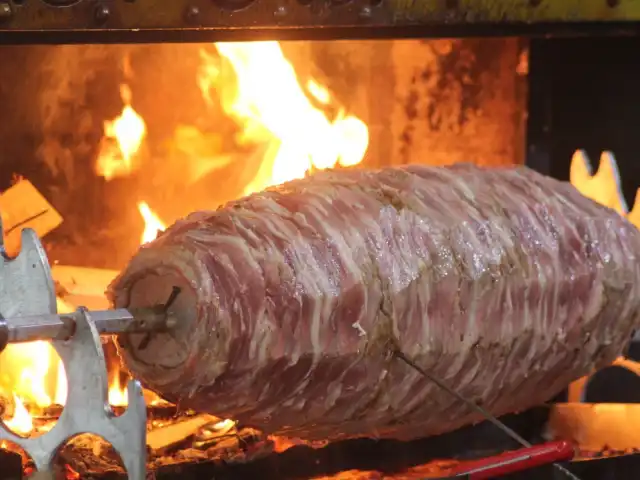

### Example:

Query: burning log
xmin=147 ymin=414 xmax=219 ymax=453
xmin=34 ymin=409 xmax=533 ymax=479
xmin=0 ymin=178 xmax=62 ymax=256
xmin=110 ymin=164 xmax=640 ymax=442
xmin=51 ymin=266 xmax=118 ymax=310
xmin=549 ymin=403 xmax=640 ymax=454
xmin=2 ymin=403 xmax=628 ymax=480
xmin=25 ymin=472 xmax=55 ymax=480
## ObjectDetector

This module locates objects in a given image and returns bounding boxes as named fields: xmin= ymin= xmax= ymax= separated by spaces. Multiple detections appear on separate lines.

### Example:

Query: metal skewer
xmin=0 ymin=306 xmax=178 ymax=347
xmin=394 ymin=350 xmax=582 ymax=480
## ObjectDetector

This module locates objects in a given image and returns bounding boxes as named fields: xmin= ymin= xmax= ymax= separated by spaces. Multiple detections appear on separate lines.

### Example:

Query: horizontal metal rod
xmin=0 ymin=307 xmax=177 ymax=345
xmin=1 ymin=23 xmax=640 ymax=46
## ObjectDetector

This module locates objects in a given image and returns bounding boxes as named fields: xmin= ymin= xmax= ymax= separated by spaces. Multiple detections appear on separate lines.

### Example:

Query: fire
xmin=138 ymin=202 xmax=166 ymax=244
xmin=54 ymin=358 xmax=67 ymax=406
xmin=108 ymin=376 xmax=128 ymax=407
xmin=5 ymin=394 xmax=33 ymax=435
xmin=206 ymin=41 xmax=369 ymax=194
xmin=95 ymin=84 xmax=146 ymax=181
xmin=570 ymin=150 xmax=640 ymax=228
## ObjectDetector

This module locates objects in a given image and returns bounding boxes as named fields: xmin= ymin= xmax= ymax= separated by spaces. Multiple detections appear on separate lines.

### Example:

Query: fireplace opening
xmin=0 ymin=35 xmax=638 ymax=479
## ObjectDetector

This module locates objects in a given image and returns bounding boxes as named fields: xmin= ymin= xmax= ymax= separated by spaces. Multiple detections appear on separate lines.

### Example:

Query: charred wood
xmin=42 ymin=408 xmax=548 ymax=479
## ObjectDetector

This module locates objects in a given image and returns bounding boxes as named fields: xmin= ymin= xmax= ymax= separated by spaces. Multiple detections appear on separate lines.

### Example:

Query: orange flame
xmin=108 ymin=376 xmax=128 ymax=407
xmin=138 ymin=202 xmax=166 ymax=244
xmin=207 ymin=41 xmax=369 ymax=194
xmin=2 ymin=341 xmax=52 ymax=408
xmin=96 ymin=85 xmax=146 ymax=181
xmin=570 ymin=150 xmax=640 ymax=228
xmin=5 ymin=394 xmax=33 ymax=435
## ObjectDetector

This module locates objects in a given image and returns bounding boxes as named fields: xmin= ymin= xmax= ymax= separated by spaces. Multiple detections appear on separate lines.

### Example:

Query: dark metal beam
xmin=2 ymin=0 xmax=640 ymax=44
xmin=525 ymin=35 xmax=640 ymax=207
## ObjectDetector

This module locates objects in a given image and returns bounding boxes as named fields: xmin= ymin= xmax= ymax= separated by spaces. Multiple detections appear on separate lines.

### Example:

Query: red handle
xmin=448 ymin=440 xmax=576 ymax=479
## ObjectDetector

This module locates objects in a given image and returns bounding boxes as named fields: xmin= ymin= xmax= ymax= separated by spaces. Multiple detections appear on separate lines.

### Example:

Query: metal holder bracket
xmin=0 ymin=308 xmax=148 ymax=478
xmin=0 ymin=220 xmax=57 ymax=321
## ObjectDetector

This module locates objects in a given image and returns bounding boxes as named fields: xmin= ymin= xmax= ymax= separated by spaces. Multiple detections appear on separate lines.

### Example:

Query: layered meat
xmin=109 ymin=164 xmax=640 ymax=441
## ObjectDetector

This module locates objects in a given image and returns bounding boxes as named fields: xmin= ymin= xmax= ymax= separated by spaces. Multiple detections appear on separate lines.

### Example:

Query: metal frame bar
xmin=2 ymin=0 xmax=640 ymax=44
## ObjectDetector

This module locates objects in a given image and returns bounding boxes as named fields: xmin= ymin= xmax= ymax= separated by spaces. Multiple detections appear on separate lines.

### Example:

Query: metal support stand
xmin=0 ymin=220 xmax=56 ymax=321
xmin=0 ymin=222 xmax=148 ymax=479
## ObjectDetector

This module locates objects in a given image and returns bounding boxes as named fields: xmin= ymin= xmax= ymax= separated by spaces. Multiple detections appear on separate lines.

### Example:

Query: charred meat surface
xmin=109 ymin=164 xmax=640 ymax=441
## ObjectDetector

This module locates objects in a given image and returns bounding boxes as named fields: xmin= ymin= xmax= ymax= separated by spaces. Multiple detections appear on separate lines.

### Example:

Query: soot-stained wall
xmin=527 ymin=36 xmax=640 ymax=208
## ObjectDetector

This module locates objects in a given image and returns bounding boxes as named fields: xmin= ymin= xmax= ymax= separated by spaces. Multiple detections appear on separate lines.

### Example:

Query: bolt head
xmin=359 ymin=5 xmax=372 ymax=18
xmin=185 ymin=5 xmax=200 ymax=23
xmin=0 ymin=2 xmax=12 ymax=19
xmin=94 ymin=4 xmax=110 ymax=24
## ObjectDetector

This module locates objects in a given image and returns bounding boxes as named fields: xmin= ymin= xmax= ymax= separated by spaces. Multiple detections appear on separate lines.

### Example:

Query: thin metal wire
xmin=393 ymin=349 xmax=582 ymax=480
xmin=137 ymin=286 xmax=181 ymax=350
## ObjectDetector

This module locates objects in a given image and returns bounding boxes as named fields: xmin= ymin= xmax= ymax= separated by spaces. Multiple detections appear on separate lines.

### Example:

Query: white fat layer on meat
xmin=352 ymin=322 xmax=367 ymax=337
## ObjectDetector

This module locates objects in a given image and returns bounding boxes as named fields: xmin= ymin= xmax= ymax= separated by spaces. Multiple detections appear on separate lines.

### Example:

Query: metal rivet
xmin=185 ymin=5 xmax=200 ymax=23
xmin=94 ymin=4 xmax=110 ymax=24
xmin=0 ymin=2 xmax=12 ymax=19
xmin=212 ymin=0 xmax=255 ymax=11
xmin=359 ymin=5 xmax=372 ymax=18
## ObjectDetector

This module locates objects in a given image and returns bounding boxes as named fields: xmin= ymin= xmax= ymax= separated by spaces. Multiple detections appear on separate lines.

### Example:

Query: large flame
xmin=210 ymin=41 xmax=369 ymax=194
xmin=1 ymin=41 xmax=368 ymax=436
xmin=1 ymin=300 xmax=72 ymax=434
xmin=570 ymin=150 xmax=640 ymax=228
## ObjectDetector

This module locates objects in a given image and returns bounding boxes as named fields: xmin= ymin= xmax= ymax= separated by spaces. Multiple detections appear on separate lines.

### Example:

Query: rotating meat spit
xmin=0 ymin=219 xmax=177 ymax=479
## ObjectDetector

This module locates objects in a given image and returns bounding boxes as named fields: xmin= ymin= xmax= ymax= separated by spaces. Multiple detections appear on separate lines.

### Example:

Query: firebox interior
xmin=0 ymin=1 xmax=639 ymax=479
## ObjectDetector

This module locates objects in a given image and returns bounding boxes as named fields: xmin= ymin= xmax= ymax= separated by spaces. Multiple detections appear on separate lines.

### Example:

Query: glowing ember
xmin=212 ymin=418 xmax=236 ymax=433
